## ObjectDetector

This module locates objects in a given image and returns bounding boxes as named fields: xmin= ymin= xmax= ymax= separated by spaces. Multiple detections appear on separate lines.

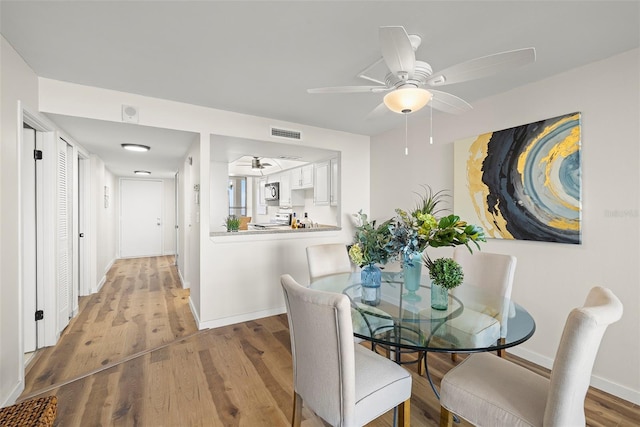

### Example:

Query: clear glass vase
xmin=430 ymin=282 xmax=449 ymax=310
xmin=361 ymin=264 xmax=381 ymax=306
xmin=403 ymin=252 xmax=422 ymax=302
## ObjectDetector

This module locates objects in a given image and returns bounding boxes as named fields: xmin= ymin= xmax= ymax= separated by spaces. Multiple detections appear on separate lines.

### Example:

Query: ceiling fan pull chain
xmin=405 ymin=113 xmax=409 ymax=156
xmin=429 ymin=102 xmax=434 ymax=145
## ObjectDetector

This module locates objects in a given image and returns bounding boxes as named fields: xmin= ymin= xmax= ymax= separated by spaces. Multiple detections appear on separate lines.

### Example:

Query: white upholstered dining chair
xmin=439 ymin=286 xmax=623 ymax=427
xmin=306 ymin=243 xmax=394 ymax=345
xmin=281 ymin=274 xmax=412 ymax=427
xmin=306 ymin=243 xmax=352 ymax=282
xmin=451 ymin=247 xmax=517 ymax=358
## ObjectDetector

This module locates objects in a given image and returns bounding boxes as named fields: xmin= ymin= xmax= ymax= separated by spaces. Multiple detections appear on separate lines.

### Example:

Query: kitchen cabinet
xmin=278 ymin=171 xmax=290 ymax=206
xmin=279 ymin=170 xmax=305 ymax=207
xmin=330 ymin=157 xmax=339 ymax=206
xmin=276 ymin=171 xmax=305 ymax=207
xmin=291 ymin=164 xmax=314 ymax=189
xmin=313 ymin=160 xmax=330 ymax=206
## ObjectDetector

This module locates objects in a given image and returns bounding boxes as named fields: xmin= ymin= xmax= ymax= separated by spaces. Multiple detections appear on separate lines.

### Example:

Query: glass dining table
xmin=310 ymin=271 xmax=536 ymax=398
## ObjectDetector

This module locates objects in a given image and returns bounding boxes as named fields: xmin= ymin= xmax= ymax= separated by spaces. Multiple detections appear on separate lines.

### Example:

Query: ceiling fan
xmin=235 ymin=156 xmax=273 ymax=170
xmin=308 ymin=26 xmax=536 ymax=116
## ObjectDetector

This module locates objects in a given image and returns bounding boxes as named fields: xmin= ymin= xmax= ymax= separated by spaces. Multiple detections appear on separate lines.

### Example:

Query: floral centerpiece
xmin=348 ymin=210 xmax=393 ymax=306
xmin=349 ymin=189 xmax=486 ymax=307
xmin=390 ymin=186 xmax=487 ymax=307
xmin=391 ymin=186 xmax=486 ymax=267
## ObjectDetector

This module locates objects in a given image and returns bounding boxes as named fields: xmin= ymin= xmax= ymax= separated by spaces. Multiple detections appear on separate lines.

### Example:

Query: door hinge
xmin=34 ymin=150 xmax=43 ymax=160
xmin=35 ymin=310 xmax=44 ymax=321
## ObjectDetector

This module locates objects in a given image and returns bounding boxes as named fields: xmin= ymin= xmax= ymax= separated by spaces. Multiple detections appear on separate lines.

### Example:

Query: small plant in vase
xmin=429 ymin=257 xmax=464 ymax=310
xmin=224 ymin=215 xmax=241 ymax=232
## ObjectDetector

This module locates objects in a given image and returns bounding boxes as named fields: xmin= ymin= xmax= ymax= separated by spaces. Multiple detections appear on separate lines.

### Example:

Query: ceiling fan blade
xmin=365 ymin=102 xmax=390 ymax=121
xmin=307 ymin=85 xmax=389 ymax=94
xmin=429 ymin=90 xmax=473 ymax=114
xmin=379 ymin=26 xmax=416 ymax=75
xmin=425 ymin=47 xmax=536 ymax=87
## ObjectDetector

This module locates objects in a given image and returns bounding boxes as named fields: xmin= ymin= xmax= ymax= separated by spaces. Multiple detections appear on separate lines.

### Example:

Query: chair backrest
xmin=306 ymin=243 xmax=352 ymax=282
xmin=544 ymin=286 xmax=623 ymax=426
xmin=280 ymin=274 xmax=357 ymax=426
xmin=453 ymin=247 xmax=517 ymax=299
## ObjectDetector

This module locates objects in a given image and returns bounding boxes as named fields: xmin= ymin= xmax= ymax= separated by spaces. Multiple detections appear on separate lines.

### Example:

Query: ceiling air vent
xmin=270 ymin=126 xmax=302 ymax=141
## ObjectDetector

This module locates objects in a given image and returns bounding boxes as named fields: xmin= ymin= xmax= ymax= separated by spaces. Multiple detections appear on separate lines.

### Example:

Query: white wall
xmin=184 ymin=138 xmax=202 ymax=319
xmin=90 ymin=155 xmax=118 ymax=292
xmin=0 ymin=35 xmax=40 ymax=405
xmin=371 ymin=49 xmax=640 ymax=403
xmin=162 ymin=178 xmax=176 ymax=255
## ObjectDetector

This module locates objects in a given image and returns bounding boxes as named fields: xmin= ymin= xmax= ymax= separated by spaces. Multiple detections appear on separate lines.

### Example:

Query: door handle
xmin=157 ymin=218 xmax=161 ymax=226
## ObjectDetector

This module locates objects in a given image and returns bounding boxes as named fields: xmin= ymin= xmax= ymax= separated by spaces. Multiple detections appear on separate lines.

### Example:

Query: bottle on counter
xmin=291 ymin=212 xmax=298 ymax=229
xmin=302 ymin=212 xmax=312 ymax=228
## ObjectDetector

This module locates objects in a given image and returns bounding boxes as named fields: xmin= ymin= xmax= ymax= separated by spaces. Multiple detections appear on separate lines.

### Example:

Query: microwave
xmin=264 ymin=182 xmax=279 ymax=201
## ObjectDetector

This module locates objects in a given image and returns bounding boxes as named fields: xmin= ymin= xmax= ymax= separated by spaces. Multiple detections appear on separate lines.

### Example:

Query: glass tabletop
xmin=310 ymin=271 xmax=536 ymax=353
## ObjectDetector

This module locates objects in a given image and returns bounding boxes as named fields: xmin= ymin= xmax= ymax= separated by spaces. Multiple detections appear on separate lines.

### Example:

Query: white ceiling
xmin=2 ymin=1 xmax=639 ymax=177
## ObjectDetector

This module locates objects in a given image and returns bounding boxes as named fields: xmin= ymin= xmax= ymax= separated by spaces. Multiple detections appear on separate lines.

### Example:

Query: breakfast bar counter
xmin=209 ymin=225 xmax=341 ymax=238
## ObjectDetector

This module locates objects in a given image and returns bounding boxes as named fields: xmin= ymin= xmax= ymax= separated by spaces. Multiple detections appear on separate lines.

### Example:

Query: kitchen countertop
xmin=210 ymin=224 xmax=341 ymax=237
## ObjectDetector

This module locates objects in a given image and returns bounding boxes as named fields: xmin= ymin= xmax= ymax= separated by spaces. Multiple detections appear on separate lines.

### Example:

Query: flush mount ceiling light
xmin=121 ymin=143 xmax=150 ymax=152
xmin=383 ymin=86 xmax=433 ymax=114
xmin=134 ymin=170 xmax=151 ymax=175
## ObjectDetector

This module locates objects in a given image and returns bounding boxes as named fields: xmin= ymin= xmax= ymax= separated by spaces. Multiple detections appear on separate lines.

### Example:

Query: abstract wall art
xmin=453 ymin=112 xmax=582 ymax=244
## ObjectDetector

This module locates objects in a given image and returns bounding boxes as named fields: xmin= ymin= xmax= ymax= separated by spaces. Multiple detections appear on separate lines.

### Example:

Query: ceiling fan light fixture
xmin=121 ymin=143 xmax=150 ymax=152
xmin=383 ymin=87 xmax=433 ymax=114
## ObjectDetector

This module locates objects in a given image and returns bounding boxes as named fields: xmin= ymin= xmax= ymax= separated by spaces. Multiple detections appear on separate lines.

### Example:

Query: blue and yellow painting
xmin=453 ymin=112 xmax=582 ymax=244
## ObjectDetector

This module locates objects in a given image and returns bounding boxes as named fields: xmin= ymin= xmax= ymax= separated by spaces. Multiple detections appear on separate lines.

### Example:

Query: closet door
xmin=57 ymin=138 xmax=73 ymax=333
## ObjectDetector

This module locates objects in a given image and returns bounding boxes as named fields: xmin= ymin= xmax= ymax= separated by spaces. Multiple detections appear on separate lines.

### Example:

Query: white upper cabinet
xmin=279 ymin=170 xmax=291 ymax=207
xmin=291 ymin=164 xmax=313 ymax=189
xmin=313 ymin=160 xmax=330 ymax=206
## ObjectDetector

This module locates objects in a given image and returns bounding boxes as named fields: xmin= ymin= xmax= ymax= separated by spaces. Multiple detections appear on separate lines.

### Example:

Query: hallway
xmin=17 ymin=257 xmax=639 ymax=426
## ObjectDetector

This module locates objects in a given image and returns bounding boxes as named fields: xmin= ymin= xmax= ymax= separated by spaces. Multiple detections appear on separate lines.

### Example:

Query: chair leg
xmin=417 ymin=351 xmax=424 ymax=375
xmin=439 ymin=405 xmax=453 ymax=427
xmin=497 ymin=338 xmax=506 ymax=357
xmin=397 ymin=398 xmax=410 ymax=427
xmin=451 ymin=353 xmax=458 ymax=362
xmin=292 ymin=392 xmax=302 ymax=427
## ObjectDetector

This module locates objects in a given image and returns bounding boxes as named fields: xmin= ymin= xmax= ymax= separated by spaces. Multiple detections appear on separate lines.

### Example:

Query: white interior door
xmin=174 ymin=171 xmax=179 ymax=267
xmin=22 ymin=128 xmax=37 ymax=352
xmin=120 ymin=179 xmax=163 ymax=258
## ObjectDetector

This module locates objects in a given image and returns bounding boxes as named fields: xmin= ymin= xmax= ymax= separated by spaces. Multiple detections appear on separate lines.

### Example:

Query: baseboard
xmin=178 ymin=269 xmax=189 ymax=289
xmin=509 ymin=347 xmax=640 ymax=405
xmin=198 ymin=306 xmax=287 ymax=330
xmin=188 ymin=296 xmax=201 ymax=328
xmin=96 ymin=275 xmax=106 ymax=293
xmin=2 ymin=379 xmax=24 ymax=407
xmin=95 ymin=258 xmax=115 ymax=293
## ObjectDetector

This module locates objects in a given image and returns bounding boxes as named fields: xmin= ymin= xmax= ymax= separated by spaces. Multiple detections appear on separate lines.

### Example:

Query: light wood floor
xmin=19 ymin=256 xmax=639 ymax=426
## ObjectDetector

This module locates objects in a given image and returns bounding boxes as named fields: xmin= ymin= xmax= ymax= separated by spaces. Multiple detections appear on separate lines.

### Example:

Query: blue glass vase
xmin=430 ymin=283 xmax=449 ymax=310
xmin=361 ymin=264 xmax=381 ymax=306
xmin=403 ymin=252 xmax=423 ymax=302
